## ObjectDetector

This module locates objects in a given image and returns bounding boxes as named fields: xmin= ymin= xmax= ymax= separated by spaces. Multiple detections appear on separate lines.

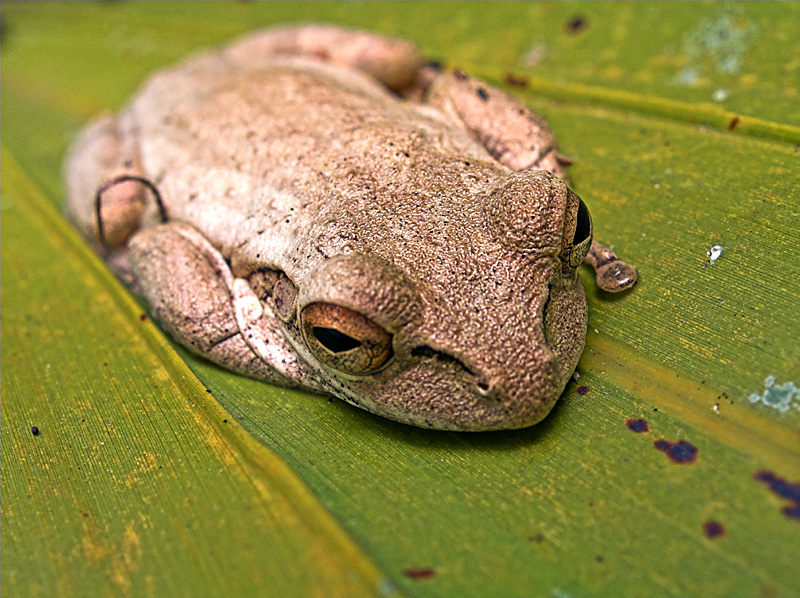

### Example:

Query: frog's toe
xmin=596 ymin=260 xmax=638 ymax=292
xmin=585 ymin=239 xmax=638 ymax=293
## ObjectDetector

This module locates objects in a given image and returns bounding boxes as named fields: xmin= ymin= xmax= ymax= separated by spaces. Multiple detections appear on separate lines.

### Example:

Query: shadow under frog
xmin=64 ymin=25 xmax=636 ymax=431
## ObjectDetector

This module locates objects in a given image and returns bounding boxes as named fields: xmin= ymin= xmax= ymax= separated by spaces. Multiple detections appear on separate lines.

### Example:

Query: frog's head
xmin=294 ymin=170 xmax=592 ymax=431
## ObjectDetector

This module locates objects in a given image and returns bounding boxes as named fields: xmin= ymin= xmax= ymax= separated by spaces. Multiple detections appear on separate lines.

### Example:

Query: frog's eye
xmin=300 ymin=303 xmax=393 ymax=375
xmin=573 ymin=198 xmax=592 ymax=247
xmin=560 ymin=195 xmax=593 ymax=271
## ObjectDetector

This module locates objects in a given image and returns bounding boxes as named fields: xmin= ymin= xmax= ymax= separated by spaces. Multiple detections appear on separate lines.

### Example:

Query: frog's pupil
xmin=313 ymin=327 xmax=362 ymax=353
xmin=573 ymin=199 xmax=591 ymax=244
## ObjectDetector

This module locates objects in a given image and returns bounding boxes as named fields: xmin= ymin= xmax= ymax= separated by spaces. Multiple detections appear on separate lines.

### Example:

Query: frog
xmin=64 ymin=24 xmax=637 ymax=431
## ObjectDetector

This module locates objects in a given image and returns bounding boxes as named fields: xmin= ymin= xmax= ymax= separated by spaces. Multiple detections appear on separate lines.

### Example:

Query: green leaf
xmin=2 ymin=3 xmax=798 ymax=597
xmin=1 ymin=148 xmax=392 ymax=597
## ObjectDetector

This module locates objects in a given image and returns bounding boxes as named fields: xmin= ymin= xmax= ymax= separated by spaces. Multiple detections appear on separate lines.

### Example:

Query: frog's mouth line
xmin=411 ymin=345 xmax=475 ymax=376
xmin=410 ymin=344 xmax=495 ymax=396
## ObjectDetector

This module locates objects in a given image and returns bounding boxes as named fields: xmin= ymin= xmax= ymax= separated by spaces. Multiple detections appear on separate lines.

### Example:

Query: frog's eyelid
xmin=94 ymin=175 xmax=168 ymax=247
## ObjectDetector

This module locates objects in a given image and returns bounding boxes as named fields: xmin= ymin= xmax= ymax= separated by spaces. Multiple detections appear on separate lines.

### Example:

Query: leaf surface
xmin=2 ymin=3 xmax=798 ymax=597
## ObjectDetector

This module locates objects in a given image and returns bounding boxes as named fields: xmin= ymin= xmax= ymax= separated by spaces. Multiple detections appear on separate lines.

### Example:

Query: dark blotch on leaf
xmin=728 ymin=116 xmax=741 ymax=131
xmin=703 ymin=520 xmax=726 ymax=538
xmin=403 ymin=567 xmax=436 ymax=580
xmin=626 ymin=418 xmax=649 ymax=433
xmin=654 ymin=439 xmax=697 ymax=463
xmin=565 ymin=15 xmax=589 ymax=35
xmin=754 ymin=471 xmax=800 ymax=520
xmin=576 ymin=385 xmax=590 ymax=396
xmin=31 ymin=426 xmax=40 ymax=436
xmin=528 ymin=533 xmax=544 ymax=543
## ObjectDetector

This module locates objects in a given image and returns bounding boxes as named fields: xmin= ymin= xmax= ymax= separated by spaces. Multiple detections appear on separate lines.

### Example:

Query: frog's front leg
xmin=64 ymin=114 xmax=150 ymax=250
xmin=127 ymin=222 xmax=323 ymax=389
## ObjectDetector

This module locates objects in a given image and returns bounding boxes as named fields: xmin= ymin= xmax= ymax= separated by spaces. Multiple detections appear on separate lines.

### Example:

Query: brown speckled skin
xmin=63 ymin=25 xmax=625 ymax=431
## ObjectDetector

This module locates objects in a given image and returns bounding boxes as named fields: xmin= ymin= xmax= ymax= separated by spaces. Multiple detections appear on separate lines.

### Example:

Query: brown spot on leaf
xmin=754 ymin=471 xmax=800 ymax=520
xmin=576 ymin=385 xmax=590 ymax=396
xmin=503 ymin=72 xmax=530 ymax=88
xmin=626 ymin=418 xmax=649 ymax=433
xmin=727 ymin=116 xmax=740 ymax=130
xmin=654 ymin=439 xmax=697 ymax=463
xmin=403 ymin=567 xmax=436 ymax=580
xmin=139 ymin=313 xmax=148 ymax=322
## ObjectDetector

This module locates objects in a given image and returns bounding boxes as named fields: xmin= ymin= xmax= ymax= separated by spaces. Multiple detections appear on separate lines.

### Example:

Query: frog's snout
xmin=470 ymin=350 xmax=559 ymax=408
xmin=396 ymin=330 xmax=563 ymax=430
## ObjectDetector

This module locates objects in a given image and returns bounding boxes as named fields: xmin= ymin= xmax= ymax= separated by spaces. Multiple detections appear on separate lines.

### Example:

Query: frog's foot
xmin=127 ymin=222 xmax=322 ymax=388
xmin=64 ymin=114 xmax=153 ymax=250
xmin=584 ymin=239 xmax=638 ymax=292
xmin=222 ymin=24 xmax=424 ymax=94
xmin=422 ymin=70 xmax=568 ymax=179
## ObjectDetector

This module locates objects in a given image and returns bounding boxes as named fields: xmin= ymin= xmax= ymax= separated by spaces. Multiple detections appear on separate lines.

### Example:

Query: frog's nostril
xmin=412 ymin=346 xmax=499 ymax=397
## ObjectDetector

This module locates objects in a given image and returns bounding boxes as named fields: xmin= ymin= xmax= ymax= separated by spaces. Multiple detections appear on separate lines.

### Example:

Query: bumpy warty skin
xmin=64 ymin=33 xmax=590 ymax=430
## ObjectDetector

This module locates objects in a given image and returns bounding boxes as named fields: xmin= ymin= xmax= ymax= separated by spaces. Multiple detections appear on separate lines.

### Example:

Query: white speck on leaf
xmin=671 ymin=7 xmax=758 ymax=87
xmin=521 ymin=43 xmax=548 ymax=67
xmin=706 ymin=245 xmax=723 ymax=264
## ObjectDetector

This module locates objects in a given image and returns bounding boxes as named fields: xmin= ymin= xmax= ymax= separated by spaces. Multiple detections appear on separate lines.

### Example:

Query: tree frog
xmin=64 ymin=25 xmax=637 ymax=430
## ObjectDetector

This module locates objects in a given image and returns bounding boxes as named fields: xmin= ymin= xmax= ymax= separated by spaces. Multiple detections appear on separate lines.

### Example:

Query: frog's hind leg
xmin=222 ymin=25 xmax=566 ymax=176
xmin=126 ymin=221 xmax=322 ymax=389
xmin=422 ymin=70 xmax=569 ymax=178
xmin=63 ymin=113 xmax=152 ymax=252
xmin=222 ymin=24 xmax=424 ymax=94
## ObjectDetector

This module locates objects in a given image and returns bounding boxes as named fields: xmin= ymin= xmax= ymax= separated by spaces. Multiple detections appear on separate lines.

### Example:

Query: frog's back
xmin=124 ymin=54 xmax=506 ymax=281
